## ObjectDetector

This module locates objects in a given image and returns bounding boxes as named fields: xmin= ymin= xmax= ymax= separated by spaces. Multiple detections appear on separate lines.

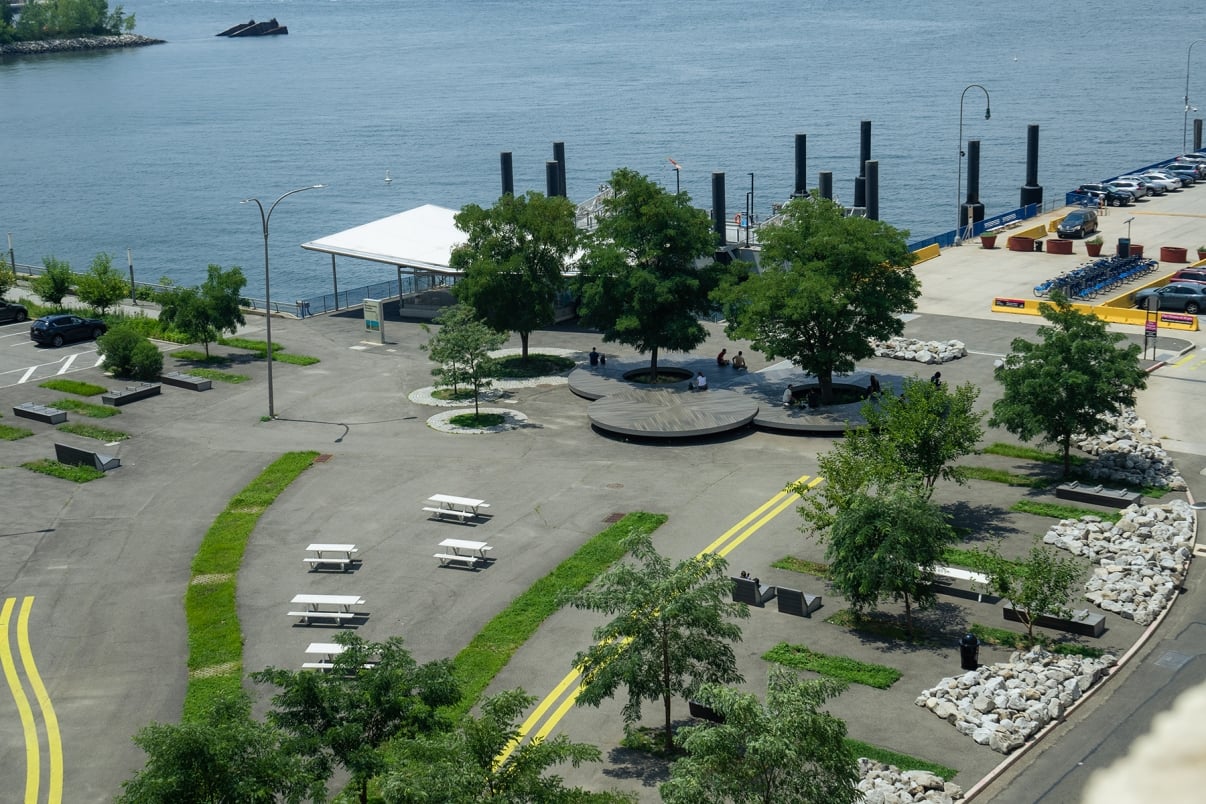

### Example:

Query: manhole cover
xmin=603 ymin=513 xmax=627 ymax=524
xmin=1155 ymin=650 xmax=1193 ymax=670
xmin=314 ymin=454 xmax=333 ymax=463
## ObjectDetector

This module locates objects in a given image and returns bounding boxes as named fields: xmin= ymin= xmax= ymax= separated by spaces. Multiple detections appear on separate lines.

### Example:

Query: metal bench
xmin=731 ymin=576 xmax=777 ymax=607
xmin=13 ymin=403 xmax=66 ymax=424
xmin=54 ymin=442 xmax=120 ymax=472
xmin=423 ymin=506 xmax=475 ymax=522
xmin=102 ymin=382 xmax=162 ymax=406
xmin=1055 ymin=481 xmax=1142 ymax=509
xmin=775 ymin=587 xmax=823 ymax=617
xmin=1003 ymin=605 xmax=1106 ymax=637
xmin=287 ymin=610 xmax=361 ymax=625
xmin=434 ymin=552 xmax=481 ymax=569
xmin=160 ymin=371 xmax=212 ymax=391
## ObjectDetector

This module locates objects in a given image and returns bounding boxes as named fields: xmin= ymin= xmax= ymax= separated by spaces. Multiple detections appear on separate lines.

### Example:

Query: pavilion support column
xmin=331 ymin=254 xmax=339 ymax=311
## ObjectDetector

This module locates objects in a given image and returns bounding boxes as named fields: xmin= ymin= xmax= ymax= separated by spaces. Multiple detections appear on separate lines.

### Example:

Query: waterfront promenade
xmin=0 ymin=186 xmax=1203 ymax=801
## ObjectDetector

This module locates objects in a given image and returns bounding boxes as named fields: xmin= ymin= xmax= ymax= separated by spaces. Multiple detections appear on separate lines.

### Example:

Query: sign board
xmin=1144 ymin=321 xmax=1157 ymax=334
xmin=363 ymin=298 xmax=384 ymax=343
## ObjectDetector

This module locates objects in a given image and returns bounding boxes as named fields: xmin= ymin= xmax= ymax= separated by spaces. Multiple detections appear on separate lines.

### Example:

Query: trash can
xmin=960 ymin=633 xmax=979 ymax=670
xmin=1116 ymin=237 xmax=1130 ymax=258
xmin=1033 ymin=239 xmax=1043 ymax=252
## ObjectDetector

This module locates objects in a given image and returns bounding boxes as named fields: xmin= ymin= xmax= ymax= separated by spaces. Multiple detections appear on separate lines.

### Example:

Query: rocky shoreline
xmin=0 ymin=34 xmax=164 ymax=57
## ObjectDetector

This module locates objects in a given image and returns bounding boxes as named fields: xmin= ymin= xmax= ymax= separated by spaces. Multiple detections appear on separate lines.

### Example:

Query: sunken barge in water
xmin=216 ymin=19 xmax=288 ymax=37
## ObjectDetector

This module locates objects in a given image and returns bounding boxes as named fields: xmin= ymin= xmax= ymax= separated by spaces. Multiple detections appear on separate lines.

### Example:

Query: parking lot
xmin=0 ymin=321 xmax=105 ymax=388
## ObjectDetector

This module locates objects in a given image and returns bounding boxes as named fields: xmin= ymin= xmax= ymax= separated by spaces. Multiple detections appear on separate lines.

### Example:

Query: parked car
xmin=1168 ymin=268 xmax=1206 ymax=285
xmin=1106 ymin=179 xmax=1146 ymax=200
xmin=1149 ymin=167 xmax=1193 ymax=187
xmin=1164 ymin=162 xmax=1206 ymax=180
xmin=29 ymin=314 xmax=107 ymax=347
xmin=1074 ymin=183 xmax=1132 ymax=206
xmin=0 ymin=300 xmax=29 ymax=324
xmin=1133 ymin=282 xmax=1206 ymax=314
xmin=1057 ymin=209 xmax=1100 ymax=238
xmin=1118 ymin=175 xmax=1164 ymax=195
xmin=1134 ymin=172 xmax=1180 ymax=191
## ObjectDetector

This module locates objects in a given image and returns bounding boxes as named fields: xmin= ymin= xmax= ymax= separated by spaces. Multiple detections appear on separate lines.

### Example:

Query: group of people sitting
xmin=716 ymin=348 xmax=747 ymax=370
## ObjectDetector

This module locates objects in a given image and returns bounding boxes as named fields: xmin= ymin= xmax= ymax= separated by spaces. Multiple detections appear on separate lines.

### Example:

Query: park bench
xmin=13 ymin=402 xmax=67 ymax=424
xmin=731 ymin=576 xmax=777 ymax=607
xmin=434 ymin=553 xmax=482 ymax=569
xmin=54 ymin=442 xmax=120 ymax=472
xmin=775 ymin=587 xmax=823 ymax=617
xmin=423 ymin=506 xmax=475 ymax=522
xmin=1055 ymin=481 xmax=1142 ymax=509
xmin=932 ymin=565 xmax=992 ymax=603
xmin=160 ymin=371 xmax=212 ymax=391
xmin=1003 ymin=604 xmax=1106 ymax=638
xmin=102 ymin=382 xmax=162 ymax=406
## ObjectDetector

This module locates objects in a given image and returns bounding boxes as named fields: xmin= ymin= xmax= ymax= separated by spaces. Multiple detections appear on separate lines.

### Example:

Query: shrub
xmin=98 ymin=326 xmax=162 ymax=379
xmin=130 ymin=340 xmax=164 ymax=380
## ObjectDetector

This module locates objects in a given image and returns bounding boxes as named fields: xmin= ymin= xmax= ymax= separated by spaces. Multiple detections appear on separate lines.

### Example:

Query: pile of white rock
xmin=1042 ymin=502 xmax=1195 ymax=626
xmin=870 ymin=337 xmax=967 ymax=364
xmin=915 ymin=649 xmax=1116 ymax=755
xmin=1075 ymin=409 xmax=1186 ymax=491
xmin=857 ymin=759 xmax=965 ymax=803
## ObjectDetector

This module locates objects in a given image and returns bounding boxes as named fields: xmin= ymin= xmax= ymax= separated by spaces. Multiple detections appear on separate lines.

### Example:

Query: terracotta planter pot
xmin=1129 ymin=244 xmax=1144 ymax=258
xmin=1046 ymin=238 xmax=1074 ymax=255
xmin=1085 ymin=242 xmax=1104 ymax=257
xmin=1160 ymin=246 xmax=1188 ymax=263
xmin=980 ymin=235 xmax=998 ymax=249
xmin=1197 ymin=250 xmax=1206 ymax=262
xmin=1007 ymin=235 xmax=1034 ymax=252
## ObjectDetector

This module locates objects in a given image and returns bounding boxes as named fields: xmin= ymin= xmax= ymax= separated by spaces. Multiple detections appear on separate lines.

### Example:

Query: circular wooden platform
xmin=587 ymin=388 xmax=758 ymax=438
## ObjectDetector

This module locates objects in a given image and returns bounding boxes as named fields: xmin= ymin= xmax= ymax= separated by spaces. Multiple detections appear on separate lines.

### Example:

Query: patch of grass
xmin=22 ymin=459 xmax=105 ymax=482
xmin=846 ymin=739 xmax=957 ymax=780
xmin=57 ymin=422 xmax=129 ymax=442
xmin=488 ymin=353 xmax=576 ymax=378
xmin=983 ymin=442 xmax=1086 ymax=467
xmin=1011 ymin=500 xmax=1121 ymax=523
xmin=432 ymin=387 xmax=477 ymax=401
xmin=214 ymin=337 xmax=319 ymax=366
xmin=941 ymin=547 xmax=1021 ymax=576
xmin=39 ymin=378 xmax=107 ymax=396
xmin=184 ymin=368 xmax=249 ymax=384
xmin=771 ymin=556 xmax=830 ymax=578
xmin=960 ymin=465 xmax=1050 ymax=489
xmin=0 ymin=423 xmax=35 ymax=440
xmin=272 ymin=352 xmax=320 ymax=366
xmin=762 ymin=642 xmax=902 ymax=689
xmin=448 ymin=512 xmax=667 ymax=719
xmin=619 ymin=724 xmax=686 ymax=759
xmin=969 ymin=624 xmax=1104 ymax=659
xmin=182 ymin=451 xmax=319 ymax=722
xmin=824 ymin=609 xmax=939 ymax=646
xmin=173 ymin=349 xmax=229 ymax=364
xmin=448 ymin=412 xmax=505 ymax=428
xmin=48 ymin=399 xmax=121 ymax=419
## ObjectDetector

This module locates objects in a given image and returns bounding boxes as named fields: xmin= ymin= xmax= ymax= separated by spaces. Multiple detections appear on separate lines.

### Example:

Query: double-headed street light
xmin=1185 ymin=40 xmax=1206 ymax=154
xmin=956 ymin=84 xmax=991 ymax=245
xmin=242 ymin=184 xmax=326 ymax=419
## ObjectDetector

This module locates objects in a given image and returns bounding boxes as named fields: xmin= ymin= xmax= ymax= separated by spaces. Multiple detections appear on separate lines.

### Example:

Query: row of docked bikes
xmin=1032 ymin=254 xmax=1159 ymax=300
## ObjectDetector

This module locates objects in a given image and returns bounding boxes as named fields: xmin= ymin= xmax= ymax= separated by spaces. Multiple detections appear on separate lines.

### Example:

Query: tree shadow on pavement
xmin=942 ymin=501 xmax=1022 ymax=543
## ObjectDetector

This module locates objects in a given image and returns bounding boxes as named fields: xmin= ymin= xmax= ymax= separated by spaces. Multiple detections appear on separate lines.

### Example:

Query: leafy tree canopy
xmin=985 ymin=540 xmax=1084 ymax=641
xmin=31 ymin=257 xmax=74 ymax=307
xmin=421 ymin=303 xmax=507 ymax=415
xmin=74 ymin=252 xmax=129 ymax=314
xmin=660 ymin=670 xmax=860 ymax=804
xmin=714 ymin=196 xmax=919 ymax=403
xmin=451 ymin=191 xmax=578 ymax=358
xmin=160 ymin=265 xmax=247 ymax=357
xmin=989 ymin=292 xmax=1147 ymax=476
xmin=7 ymin=0 xmax=135 ymax=42
xmin=575 ymin=168 xmax=721 ymax=377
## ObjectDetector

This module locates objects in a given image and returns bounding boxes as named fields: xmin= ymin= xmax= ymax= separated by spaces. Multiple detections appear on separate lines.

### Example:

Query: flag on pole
xmin=668 ymin=157 xmax=682 ymax=171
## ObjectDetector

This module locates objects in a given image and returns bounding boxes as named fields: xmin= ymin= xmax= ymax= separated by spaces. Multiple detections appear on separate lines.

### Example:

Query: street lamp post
xmin=1185 ymin=40 xmax=1206 ymax=154
xmin=956 ymin=84 xmax=991 ymax=245
xmin=242 ymin=184 xmax=326 ymax=419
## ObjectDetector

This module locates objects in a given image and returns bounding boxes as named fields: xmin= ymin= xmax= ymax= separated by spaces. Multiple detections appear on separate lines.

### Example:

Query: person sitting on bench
xmin=716 ymin=348 xmax=730 ymax=367
xmin=731 ymin=351 xmax=747 ymax=370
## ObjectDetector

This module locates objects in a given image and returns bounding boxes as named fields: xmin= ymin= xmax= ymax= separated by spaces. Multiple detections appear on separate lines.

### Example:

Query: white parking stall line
xmin=19 ymin=365 xmax=38 ymax=384
xmin=57 ymin=353 xmax=81 ymax=375
xmin=93 ymin=353 xmax=105 ymax=367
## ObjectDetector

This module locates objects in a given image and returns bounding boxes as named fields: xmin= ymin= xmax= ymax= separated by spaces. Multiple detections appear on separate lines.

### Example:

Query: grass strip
xmin=271 ymin=352 xmax=320 ymax=366
xmin=982 ymin=442 xmax=1086 ymax=467
xmin=762 ymin=642 xmax=902 ymax=689
xmin=846 ymin=739 xmax=957 ymax=780
xmin=183 ymin=368 xmax=250 ymax=384
xmin=448 ymin=413 xmax=505 ymax=428
xmin=1011 ymin=500 xmax=1121 ymax=523
xmin=447 ymin=511 xmax=667 ymax=719
xmin=216 ymin=337 xmax=320 ymax=365
xmin=970 ymin=623 xmax=1104 ymax=658
xmin=172 ymin=349 xmax=227 ymax=363
xmin=39 ymin=378 xmax=107 ymax=396
xmin=941 ymin=547 xmax=1022 ymax=576
xmin=771 ymin=556 xmax=830 ymax=578
xmin=825 ymin=609 xmax=940 ymax=646
xmin=959 ymin=465 xmax=1050 ymax=489
xmin=1 ymin=423 xmax=35 ymax=440
xmin=22 ymin=459 xmax=105 ymax=482
xmin=182 ymin=451 xmax=318 ymax=721
xmin=49 ymin=398 xmax=121 ymax=419
xmin=57 ymin=422 xmax=129 ymax=442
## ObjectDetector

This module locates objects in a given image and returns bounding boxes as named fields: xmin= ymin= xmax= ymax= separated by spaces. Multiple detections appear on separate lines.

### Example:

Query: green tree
xmin=97 ymin=325 xmax=161 ymax=379
xmin=31 ymin=257 xmax=74 ymax=307
xmin=14 ymin=0 xmax=134 ymax=40
xmin=160 ymin=265 xmax=247 ymax=357
xmin=989 ymin=292 xmax=1147 ymax=477
xmin=421 ymin=303 xmax=507 ymax=415
xmin=660 ymin=670 xmax=859 ymax=804
xmin=986 ymin=540 xmax=1083 ymax=642
xmin=75 ymin=252 xmax=129 ymax=314
xmin=575 ymin=168 xmax=721 ymax=379
xmin=563 ymin=531 xmax=749 ymax=754
xmin=117 ymin=693 xmax=321 ymax=804
xmin=382 ymin=688 xmax=634 ymax=803
xmin=0 ymin=262 xmax=15 ymax=299
xmin=713 ymin=196 xmax=919 ymax=404
xmin=451 ymin=191 xmax=578 ymax=359
xmin=252 ymin=633 xmax=461 ymax=804
xmin=825 ymin=486 xmax=956 ymax=639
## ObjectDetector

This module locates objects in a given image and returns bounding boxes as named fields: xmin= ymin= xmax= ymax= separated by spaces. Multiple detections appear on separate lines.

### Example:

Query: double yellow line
xmin=497 ymin=473 xmax=821 ymax=764
xmin=1 ymin=596 xmax=62 ymax=804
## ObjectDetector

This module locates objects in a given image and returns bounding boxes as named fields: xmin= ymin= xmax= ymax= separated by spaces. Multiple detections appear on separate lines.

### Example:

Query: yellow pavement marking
xmin=497 ymin=473 xmax=817 ymax=765
xmin=2 ymin=597 xmax=40 ymax=804
xmin=19 ymin=598 xmax=62 ymax=804
xmin=1171 ymin=354 xmax=1195 ymax=367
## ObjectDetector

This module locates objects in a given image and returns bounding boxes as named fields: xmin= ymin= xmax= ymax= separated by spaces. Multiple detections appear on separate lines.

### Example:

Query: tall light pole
xmin=1185 ymin=40 xmax=1206 ymax=154
xmin=956 ymin=83 xmax=991 ymax=245
xmin=242 ymin=184 xmax=326 ymax=419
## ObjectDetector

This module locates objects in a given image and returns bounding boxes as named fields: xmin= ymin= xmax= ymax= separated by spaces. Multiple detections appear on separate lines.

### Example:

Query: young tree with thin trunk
xmin=421 ymin=303 xmax=507 ymax=415
xmin=75 ymin=252 xmax=130 ymax=314
xmin=31 ymin=257 xmax=74 ymax=307
xmin=990 ymin=291 xmax=1147 ymax=477
xmin=158 ymin=266 xmax=247 ymax=358
xmin=986 ymin=540 xmax=1084 ymax=642
xmin=563 ymin=531 xmax=749 ymax=754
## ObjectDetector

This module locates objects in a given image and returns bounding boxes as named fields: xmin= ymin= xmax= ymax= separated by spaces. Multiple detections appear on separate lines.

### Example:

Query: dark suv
xmin=0 ymin=300 xmax=29 ymax=323
xmin=29 ymin=314 xmax=107 ymax=347
xmin=1074 ymin=183 xmax=1132 ymax=207
xmin=1057 ymin=209 xmax=1099 ymax=238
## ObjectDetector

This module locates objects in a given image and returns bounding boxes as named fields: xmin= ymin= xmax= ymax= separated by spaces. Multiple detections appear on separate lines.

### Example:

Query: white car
xmin=1145 ymin=169 xmax=1186 ymax=188
xmin=1135 ymin=172 xmax=1180 ymax=191
xmin=1117 ymin=176 xmax=1163 ymax=196
xmin=1106 ymin=179 xmax=1146 ymax=200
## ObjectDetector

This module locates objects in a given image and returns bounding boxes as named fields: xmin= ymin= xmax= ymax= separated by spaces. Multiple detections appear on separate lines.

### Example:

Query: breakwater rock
xmin=871 ymin=336 xmax=967 ymax=364
xmin=915 ymin=648 xmax=1117 ymax=754
xmin=1043 ymin=501 xmax=1195 ymax=626
xmin=857 ymin=759 xmax=965 ymax=802
xmin=0 ymin=34 xmax=164 ymax=57
xmin=1076 ymin=409 xmax=1186 ymax=491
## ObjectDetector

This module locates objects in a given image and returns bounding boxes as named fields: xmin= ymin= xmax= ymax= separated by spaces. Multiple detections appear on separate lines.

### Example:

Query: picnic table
xmin=423 ymin=493 xmax=491 ymax=522
xmin=303 ymin=543 xmax=359 ymax=572
xmin=288 ymin=593 xmax=366 ymax=625
xmin=435 ymin=537 xmax=493 ymax=568
xmin=302 ymin=642 xmax=379 ymax=671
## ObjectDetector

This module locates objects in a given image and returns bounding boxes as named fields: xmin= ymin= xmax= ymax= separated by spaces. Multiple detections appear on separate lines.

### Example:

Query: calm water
xmin=2 ymin=0 xmax=1203 ymax=301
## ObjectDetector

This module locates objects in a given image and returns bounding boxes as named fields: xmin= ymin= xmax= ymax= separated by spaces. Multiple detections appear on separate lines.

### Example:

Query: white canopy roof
xmin=301 ymin=204 xmax=466 ymax=274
